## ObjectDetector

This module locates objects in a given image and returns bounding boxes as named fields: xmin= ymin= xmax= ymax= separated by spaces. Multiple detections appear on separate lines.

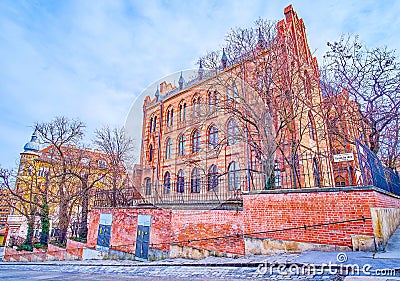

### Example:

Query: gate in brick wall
xmin=96 ymin=213 xmax=112 ymax=251
xmin=135 ymin=215 xmax=151 ymax=261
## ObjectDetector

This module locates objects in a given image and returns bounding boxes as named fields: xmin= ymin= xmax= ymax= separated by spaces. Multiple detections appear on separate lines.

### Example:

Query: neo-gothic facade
xmin=133 ymin=6 xmax=341 ymax=204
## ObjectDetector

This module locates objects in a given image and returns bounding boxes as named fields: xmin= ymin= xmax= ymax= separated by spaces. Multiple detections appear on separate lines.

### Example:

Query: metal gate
xmin=96 ymin=213 xmax=112 ymax=251
xmin=135 ymin=215 xmax=151 ymax=260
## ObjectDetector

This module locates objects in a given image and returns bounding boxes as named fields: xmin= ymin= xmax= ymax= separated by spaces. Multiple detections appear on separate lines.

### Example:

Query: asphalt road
xmin=0 ymin=264 xmax=345 ymax=281
xmin=0 ymin=268 xmax=217 ymax=280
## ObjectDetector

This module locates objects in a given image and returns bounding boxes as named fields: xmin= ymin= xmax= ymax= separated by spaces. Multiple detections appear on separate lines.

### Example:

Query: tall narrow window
xmin=209 ymin=126 xmax=218 ymax=149
xmin=274 ymin=162 xmax=281 ymax=188
xmin=149 ymin=144 xmax=153 ymax=162
xmin=165 ymin=138 xmax=172 ymax=159
xmin=153 ymin=116 xmax=157 ymax=132
xmin=308 ymin=111 xmax=316 ymax=141
xmin=208 ymin=165 xmax=218 ymax=191
xmin=166 ymin=108 xmax=174 ymax=127
xmin=228 ymin=161 xmax=240 ymax=190
xmin=226 ymin=86 xmax=231 ymax=101
xmin=227 ymin=119 xmax=239 ymax=145
xmin=233 ymin=83 xmax=239 ymax=100
xmin=145 ymin=177 xmax=152 ymax=195
xmin=193 ymin=98 xmax=197 ymax=118
xmin=149 ymin=117 xmax=153 ymax=133
xmin=304 ymin=71 xmax=311 ymax=96
xmin=208 ymin=91 xmax=213 ymax=111
xmin=177 ymin=169 xmax=185 ymax=193
xmin=166 ymin=110 xmax=170 ymax=126
xmin=192 ymin=130 xmax=200 ymax=153
xmin=164 ymin=171 xmax=171 ymax=194
xmin=313 ymin=157 xmax=321 ymax=187
xmin=178 ymin=134 xmax=186 ymax=156
xmin=191 ymin=167 xmax=200 ymax=193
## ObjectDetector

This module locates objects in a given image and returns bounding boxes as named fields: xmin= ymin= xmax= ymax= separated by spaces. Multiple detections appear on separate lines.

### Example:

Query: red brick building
xmin=133 ymin=5 xmax=333 ymax=203
xmin=87 ymin=5 xmax=400 ymax=260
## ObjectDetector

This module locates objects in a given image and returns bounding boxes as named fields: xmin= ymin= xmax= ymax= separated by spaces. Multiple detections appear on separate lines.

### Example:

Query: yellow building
xmin=11 ymin=130 xmax=123 ymax=242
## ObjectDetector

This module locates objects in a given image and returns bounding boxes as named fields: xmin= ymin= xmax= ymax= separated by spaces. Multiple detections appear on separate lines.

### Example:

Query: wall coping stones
xmin=246 ymin=185 xmax=400 ymax=199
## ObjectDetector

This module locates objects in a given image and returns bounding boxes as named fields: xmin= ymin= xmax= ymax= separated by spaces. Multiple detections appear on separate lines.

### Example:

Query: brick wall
xmin=87 ymin=208 xmax=172 ymax=253
xmin=242 ymin=189 xmax=399 ymax=247
xmin=170 ymin=209 xmax=244 ymax=256
xmin=87 ymin=188 xmax=400 ymax=258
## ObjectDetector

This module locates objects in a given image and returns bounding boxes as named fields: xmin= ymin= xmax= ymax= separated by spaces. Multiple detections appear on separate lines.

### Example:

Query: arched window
xmin=208 ymin=165 xmax=218 ymax=191
xmin=167 ymin=108 xmax=174 ymax=127
xmin=193 ymin=97 xmax=201 ymax=118
xmin=164 ymin=171 xmax=171 ymax=194
xmin=193 ymin=97 xmax=197 ymax=118
xmin=177 ymin=169 xmax=185 ymax=193
xmin=192 ymin=130 xmax=201 ymax=153
xmin=313 ymin=157 xmax=321 ymax=187
xmin=144 ymin=177 xmax=152 ymax=195
xmin=191 ymin=167 xmax=200 ymax=193
xmin=228 ymin=161 xmax=240 ymax=190
xmin=98 ymin=159 xmax=107 ymax=169
xmin=308 ymin=111 xmax=316 ymax=141
xmin=149 ymin=117 xmax=154 ymax=133
xmin=304 ymin=70 xmax=311 ymax=96
xmin=153 ymin=116 xmax=157 ymax=132
xmin=208 ymin=91 xmax=213 ymax=111
xmin=227 ymin=119 xmax=239 ymax=145
xmin=149 ymin=144 xmax=154 ymax=162
xmin=178 ymin=134 xmax=186 ymax=156
xmin=209 ymin=126 xmax=218 ymax=149
xmin=165 ymin=138 xmax=172 ymax=159
xmin=233 ymin=83 xmax=239 ymax=100
xmin=226 ymin=86 xmax=231 ymax=101
xmin=179 ymin=102 xmax=187 ymax=121
xmin=167 ymin=110 xmax=170 ymax=126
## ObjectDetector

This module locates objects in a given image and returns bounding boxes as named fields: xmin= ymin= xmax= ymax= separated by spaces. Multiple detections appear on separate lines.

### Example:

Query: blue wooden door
xmin=96 ymin=214 xmax=112 ymax=251
xmin=135 ymin=215 xmax=151 ymax=260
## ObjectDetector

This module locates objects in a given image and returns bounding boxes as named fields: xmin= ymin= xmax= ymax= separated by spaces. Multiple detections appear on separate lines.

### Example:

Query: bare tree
xmin=322 ymin=35 xmax=400 ymax=168
xmin=196 ymin=17 xmax=330 ymax=189
xmin=94 ymin=126 xmax=136 ymax=206
xmin=0 ymin=163 xmax=51 ymax=249
xmin=35 ymin=116 xmax=85 ymax=244
xmin=61 ymin=146 xmax=108 ymax=241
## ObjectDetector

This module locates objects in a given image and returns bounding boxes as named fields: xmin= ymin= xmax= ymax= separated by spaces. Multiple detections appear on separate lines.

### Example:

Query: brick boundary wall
xmin=87 ymin=187 xmax=400 ymax=259
xmin=170 ymin=209 xmax=244 ymax=257
xmin=243 ymin=187 xmax=400 ymax=249
xmin=87 ymin=207 xmax=172 ymax=254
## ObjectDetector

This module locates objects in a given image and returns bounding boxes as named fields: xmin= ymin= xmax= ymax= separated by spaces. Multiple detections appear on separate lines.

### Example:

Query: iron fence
xmin=93 ymin=146 xmax=400 ymax=208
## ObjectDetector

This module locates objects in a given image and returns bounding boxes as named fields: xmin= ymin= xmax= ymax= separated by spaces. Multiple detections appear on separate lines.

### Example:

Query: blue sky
xmin=1 ymin=0 xmax=400 ymax=169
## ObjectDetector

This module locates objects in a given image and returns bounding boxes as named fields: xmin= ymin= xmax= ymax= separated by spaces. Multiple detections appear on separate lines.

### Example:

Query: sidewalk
xmin=374 ymin=225 xmax=400 ymax=259
xmin=0 ymin=251 xmax=399 ymax=280
xmin=1 ymin=250 xmax=399 ymax=270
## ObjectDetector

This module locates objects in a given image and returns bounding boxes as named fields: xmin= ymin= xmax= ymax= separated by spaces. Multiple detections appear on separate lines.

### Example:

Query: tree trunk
xmin=79 ymin=188 xmax=89 ymax=241
xmin=58 ymin=199 xmax=69 ymax=245
xmin=20 ymin=215 xmax=35 ymax=251
xmin=40 ymin=201 xmax=50 ymax=246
